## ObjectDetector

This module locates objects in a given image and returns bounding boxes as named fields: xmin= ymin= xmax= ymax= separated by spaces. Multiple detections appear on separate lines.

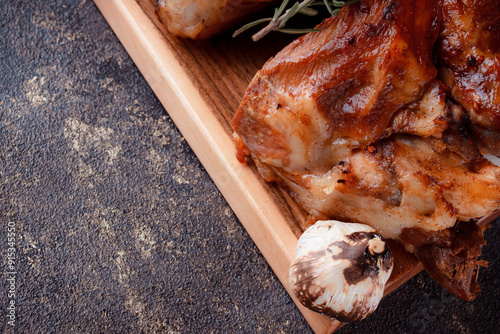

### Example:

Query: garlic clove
xmin=289 ymin=220 xmax=394 ymax=322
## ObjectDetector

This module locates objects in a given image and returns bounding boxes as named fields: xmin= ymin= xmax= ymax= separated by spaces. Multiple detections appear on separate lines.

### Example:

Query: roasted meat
xmin=155 ymin=0 xmax=275 ymax=39
xmin=232 ymin=0 xmax=500 ymax=299
xmin=233 ymin=0 xmax=441 ymax=176
xmin=436 ymin=0 xmax=500 ymax=155
xmin=236 ymin=120 xmax=500 ymax=241
xmin=400 ymin=221 xmax=489 ymax=300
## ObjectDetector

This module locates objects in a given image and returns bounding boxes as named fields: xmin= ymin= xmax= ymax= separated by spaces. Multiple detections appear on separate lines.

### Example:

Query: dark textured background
xmin=0 ymin=1 xmax=499 ymax=333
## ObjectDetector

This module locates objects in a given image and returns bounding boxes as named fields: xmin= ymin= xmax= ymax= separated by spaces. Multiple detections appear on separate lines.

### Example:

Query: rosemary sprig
xmin=233 ymin=0 xmax=356 ymax=41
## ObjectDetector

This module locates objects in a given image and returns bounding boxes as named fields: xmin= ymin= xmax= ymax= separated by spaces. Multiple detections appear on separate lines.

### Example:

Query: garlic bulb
xmin=289 ymin=220 xmax=394 ymax=322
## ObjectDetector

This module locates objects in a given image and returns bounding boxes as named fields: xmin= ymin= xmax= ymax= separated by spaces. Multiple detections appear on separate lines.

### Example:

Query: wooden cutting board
xmin=92 ymin=0 xmax=500 ymax=332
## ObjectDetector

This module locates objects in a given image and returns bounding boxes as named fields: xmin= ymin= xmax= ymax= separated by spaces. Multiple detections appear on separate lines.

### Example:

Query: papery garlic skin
xmin=289 ymin=220 xmax=394 ymax=322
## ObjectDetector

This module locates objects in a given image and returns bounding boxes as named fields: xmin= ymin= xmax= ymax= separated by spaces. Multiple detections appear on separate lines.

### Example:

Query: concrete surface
xmin=1 ymin=1 xmax=499 ymax=333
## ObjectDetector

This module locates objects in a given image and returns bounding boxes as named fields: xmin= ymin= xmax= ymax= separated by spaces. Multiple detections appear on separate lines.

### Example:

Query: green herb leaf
xmin=234 ymin=0 xmax=358 ymax=41
xmin=232 ymin=18 xmax=273 ymax=38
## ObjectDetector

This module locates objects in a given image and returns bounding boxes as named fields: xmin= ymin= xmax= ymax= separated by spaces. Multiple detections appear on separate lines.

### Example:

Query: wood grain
xmin=93 ymin=0 xmax=500 ymax=332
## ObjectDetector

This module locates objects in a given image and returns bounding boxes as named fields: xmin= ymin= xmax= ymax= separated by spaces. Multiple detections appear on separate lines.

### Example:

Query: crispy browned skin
xmin=436 ymin=0 xmax=500 ymax=155
xmin=232 ymin=0 xmax=500 ymax=299
xmin=233 ymin=0 xmax=440 ymax=168
xmin=155 ymin=0 xmax=275 ymax=39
